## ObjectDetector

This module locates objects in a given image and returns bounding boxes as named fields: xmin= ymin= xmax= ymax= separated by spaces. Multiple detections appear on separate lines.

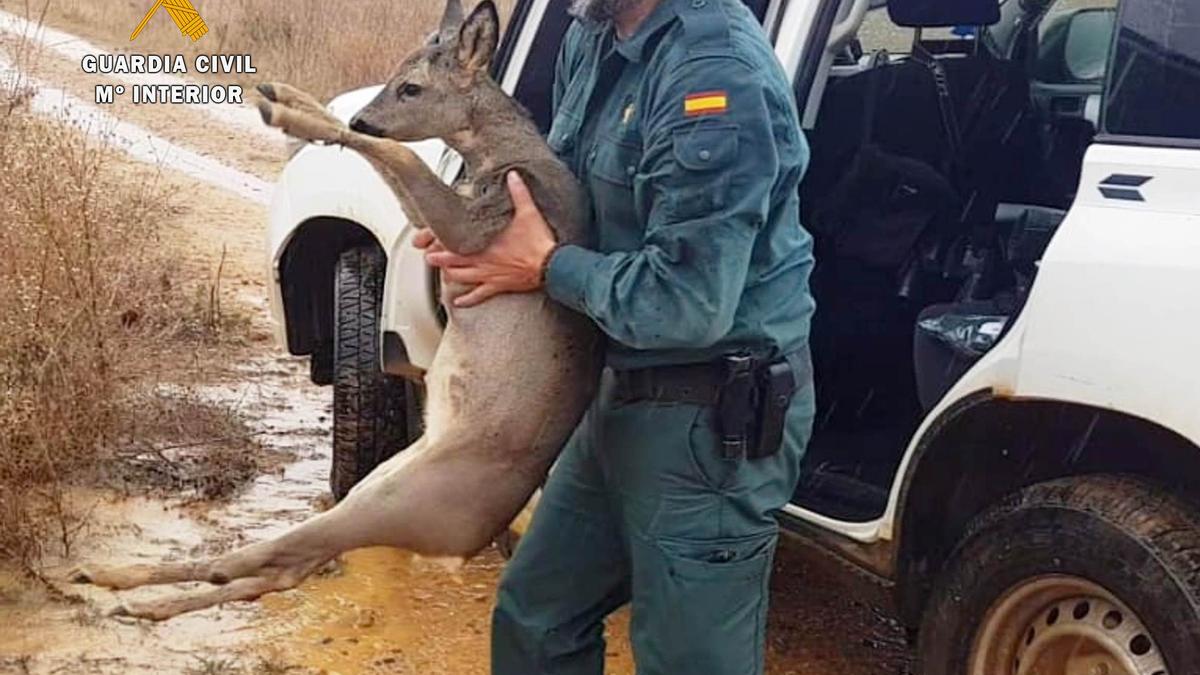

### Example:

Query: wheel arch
xmin=892 ymin=392 xmax=1200 ymax=627
xmin=277 ymin=217 xmax=384 ymax=359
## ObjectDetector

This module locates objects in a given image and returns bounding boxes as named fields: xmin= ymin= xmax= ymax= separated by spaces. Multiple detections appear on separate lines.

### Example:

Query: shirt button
xmin=699 ymin=149 xmax=712 ymax=161
xmin=692 ymin=0 xmax=707 ymax=7
xmin=588 ymin=150 xmax=598 ymax=162
xmin=626 ymin=165 xmax=636 ymax=176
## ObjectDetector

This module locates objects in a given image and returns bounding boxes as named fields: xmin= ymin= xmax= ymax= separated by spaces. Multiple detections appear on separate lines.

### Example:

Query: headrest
xmin=888 ymin=0 xmax=1000 ymax=28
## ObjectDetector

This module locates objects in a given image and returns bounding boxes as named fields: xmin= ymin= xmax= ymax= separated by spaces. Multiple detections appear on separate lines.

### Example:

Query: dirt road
xmin=0 ymin=12 xmax=913 ymax=675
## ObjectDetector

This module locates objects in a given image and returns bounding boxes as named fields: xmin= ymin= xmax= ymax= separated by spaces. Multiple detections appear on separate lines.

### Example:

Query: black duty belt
xmin=612 ymin=361 xmax=725 ymax=406
xmin=611 ymin=351 xmax=804 ymax=460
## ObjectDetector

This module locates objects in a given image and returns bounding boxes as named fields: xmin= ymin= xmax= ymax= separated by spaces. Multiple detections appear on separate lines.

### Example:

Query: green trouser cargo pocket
xmin=632 ymin=530 xmax=777 ymax=675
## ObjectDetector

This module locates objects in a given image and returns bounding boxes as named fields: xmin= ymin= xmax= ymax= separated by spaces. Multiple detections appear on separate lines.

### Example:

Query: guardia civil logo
xmin=131 ymin=0 xmax=209 ymax=42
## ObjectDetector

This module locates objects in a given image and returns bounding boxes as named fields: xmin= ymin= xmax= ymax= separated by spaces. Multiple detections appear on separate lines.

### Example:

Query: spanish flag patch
xmin=684 ymin=91 xmax=728 ymax=117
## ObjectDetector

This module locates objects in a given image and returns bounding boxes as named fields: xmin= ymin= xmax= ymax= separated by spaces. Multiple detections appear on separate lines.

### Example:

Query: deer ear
xmin=440 ymin=0 xmax=465 ymax=38
xmin=457 ymin=1 xmax=500 ymax=73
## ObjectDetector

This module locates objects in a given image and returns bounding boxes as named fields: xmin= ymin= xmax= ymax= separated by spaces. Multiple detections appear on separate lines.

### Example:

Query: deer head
xmin=349 ymin=0 xmax=501 ymax=143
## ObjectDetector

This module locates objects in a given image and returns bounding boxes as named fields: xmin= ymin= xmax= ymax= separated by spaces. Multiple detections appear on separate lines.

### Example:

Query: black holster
xmin=715 ymin=353 xmax=797 ymax=460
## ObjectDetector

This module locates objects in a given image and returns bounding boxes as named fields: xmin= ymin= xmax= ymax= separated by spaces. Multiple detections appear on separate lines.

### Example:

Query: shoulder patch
xmin=684 ymin=90 xmax=728 ymax=117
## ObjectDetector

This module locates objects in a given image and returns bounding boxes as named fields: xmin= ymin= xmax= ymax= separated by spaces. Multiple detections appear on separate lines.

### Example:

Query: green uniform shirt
xmin=543 ymin=0 xmax=816 ymax=370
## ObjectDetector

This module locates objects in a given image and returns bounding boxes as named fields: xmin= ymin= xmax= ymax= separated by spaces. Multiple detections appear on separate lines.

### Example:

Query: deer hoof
xmin=108 ymin=599 xmax=167 ymax=622
xmin=68 ymin=566 xmax=94 ymax=584
xmin=107 ymin=602 xmax=132 ymax=618
xmin=256 ymin=83 xmax=278 ymax=102
xmin=257 ymin=100 xmax=276 ymax=126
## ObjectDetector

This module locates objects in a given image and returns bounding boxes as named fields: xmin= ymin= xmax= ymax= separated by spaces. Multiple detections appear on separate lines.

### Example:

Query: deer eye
xmin=398 ymin=83 xmax=423 ymax=99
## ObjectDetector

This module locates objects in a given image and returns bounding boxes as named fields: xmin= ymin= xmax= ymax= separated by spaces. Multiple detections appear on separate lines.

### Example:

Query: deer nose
xmin=350 ymin=115 xmax=385 ymax=138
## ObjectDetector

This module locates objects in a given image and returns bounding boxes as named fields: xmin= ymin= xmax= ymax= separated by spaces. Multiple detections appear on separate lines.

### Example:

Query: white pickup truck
xmin=266 ymin=0 xmax=1200 ymax=671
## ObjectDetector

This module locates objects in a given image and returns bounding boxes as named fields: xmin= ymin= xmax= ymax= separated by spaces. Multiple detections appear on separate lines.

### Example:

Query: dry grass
xmin=0 ymin=0 xmax=520 ymax=577
xmin=0 ymin=0 xmax=517 ymax=100
xmin=0 ymin=29 xmax=257 ymax=573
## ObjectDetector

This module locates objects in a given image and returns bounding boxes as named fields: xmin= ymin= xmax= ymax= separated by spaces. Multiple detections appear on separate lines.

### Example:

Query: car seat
xmin=913 ymin=204 xmax=1065 ymax=410
xmin=802 ymin=0 xmax=1034 ymax=439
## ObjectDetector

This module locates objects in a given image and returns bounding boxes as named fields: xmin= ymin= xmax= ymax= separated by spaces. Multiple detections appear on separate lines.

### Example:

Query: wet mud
xmin=0 ymin=350 xmax=911 ymax=675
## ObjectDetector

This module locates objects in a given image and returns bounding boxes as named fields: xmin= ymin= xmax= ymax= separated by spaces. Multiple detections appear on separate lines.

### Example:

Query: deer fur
xmin=70 ymin=0 xmax=599 ymax=620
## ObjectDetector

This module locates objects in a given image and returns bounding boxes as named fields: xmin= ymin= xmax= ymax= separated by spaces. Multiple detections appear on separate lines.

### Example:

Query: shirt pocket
xmin=587 ymin=135 xmax=643 ymax=239
xmin=590 ymin=134 xmax=642 ymax=189
xmin=668 ymin=124 xmax=740 ymax=220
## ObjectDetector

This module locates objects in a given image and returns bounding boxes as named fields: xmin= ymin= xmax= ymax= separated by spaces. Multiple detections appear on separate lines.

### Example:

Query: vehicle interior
xmin=795 ymin=0 xmax=1117 ymax=521
xmin=497 ymin=0 xmax=1119 ymax=523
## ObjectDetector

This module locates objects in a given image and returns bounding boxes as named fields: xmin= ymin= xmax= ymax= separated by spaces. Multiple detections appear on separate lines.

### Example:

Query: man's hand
xmin=419 ymin=171 xmax=558 ymax=308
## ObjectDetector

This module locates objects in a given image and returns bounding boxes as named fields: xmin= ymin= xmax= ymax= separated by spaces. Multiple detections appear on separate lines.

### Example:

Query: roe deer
xmin=71 ymin=0 xmax=599 ymax=620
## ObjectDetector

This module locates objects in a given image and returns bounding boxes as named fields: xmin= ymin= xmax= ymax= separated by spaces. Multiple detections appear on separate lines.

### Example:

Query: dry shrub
xmin=0 ymin=0 xmax=523 ymax=572
xmin=0 ymin=107 xmax=143 ymax=566
xmin=0 ymin=63 xmax=254 ymax=572
xmin=2 ymin=0 xmax=517 ymax=100
xmin=103 ymin=382 xmax=264 ymax=502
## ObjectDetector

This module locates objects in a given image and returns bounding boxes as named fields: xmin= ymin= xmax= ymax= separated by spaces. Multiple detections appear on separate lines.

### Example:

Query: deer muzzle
xmin=350 ymin=115 xmax=386 ymax=138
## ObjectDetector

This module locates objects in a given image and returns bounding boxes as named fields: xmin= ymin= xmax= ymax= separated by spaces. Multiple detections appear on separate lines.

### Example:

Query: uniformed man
xmin=418 ymin=0 xmax=816 ymax=671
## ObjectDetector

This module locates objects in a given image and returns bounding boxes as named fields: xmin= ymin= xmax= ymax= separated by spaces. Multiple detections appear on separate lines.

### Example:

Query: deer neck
xmin=446 ymin=82 xmax=542 ymax=178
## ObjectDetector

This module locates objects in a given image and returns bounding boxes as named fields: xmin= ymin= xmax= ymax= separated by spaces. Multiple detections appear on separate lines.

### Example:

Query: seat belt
xmin=912 ymin=37 xmax=1016 ymax=232
xmin=856 ymin=50 xmax=891 ymax=149
xmin=912 ymin=38 xmax=962 ymax=173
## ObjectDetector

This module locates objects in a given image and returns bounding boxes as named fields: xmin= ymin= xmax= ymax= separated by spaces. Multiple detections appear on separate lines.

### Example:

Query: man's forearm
xmin=542 ymin=227 xmax=754 ymax=350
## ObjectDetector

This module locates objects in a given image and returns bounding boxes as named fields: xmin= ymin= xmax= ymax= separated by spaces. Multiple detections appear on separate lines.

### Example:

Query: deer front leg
xmin=257 ymin=94 xmax=348 ymax=146
xmin=340 ymin=135 xmax=504 ymax=255
xmin=257 ymin=82 xmax=330 ymax=120
xmin=256 ymin=82 xmax=503 ymax=254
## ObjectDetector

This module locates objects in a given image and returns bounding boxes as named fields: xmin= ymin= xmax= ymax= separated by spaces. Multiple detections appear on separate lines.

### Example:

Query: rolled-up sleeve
xmin=545 ymin=54 xmax=781 ymax=350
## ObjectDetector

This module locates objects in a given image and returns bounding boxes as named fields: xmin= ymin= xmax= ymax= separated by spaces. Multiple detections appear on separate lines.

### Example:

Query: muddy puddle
xmin=0 ymin=348 xmax=910 ymax=675
xmin=0 ymin=355 xmax=333 ymax=674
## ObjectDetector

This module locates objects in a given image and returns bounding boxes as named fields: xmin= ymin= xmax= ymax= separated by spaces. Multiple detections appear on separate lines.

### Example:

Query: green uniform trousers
xmin=492 ymin=362 xmax=814 ymax=675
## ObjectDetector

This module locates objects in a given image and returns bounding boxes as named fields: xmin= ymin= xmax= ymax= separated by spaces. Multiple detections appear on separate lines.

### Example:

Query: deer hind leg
xmin=69 ymin=560 xmax=213 ymax=590
xmin=109 ymin=575 xmax=298 ymax=622
xmin=71 ymin=512 xmax=346 ymax=621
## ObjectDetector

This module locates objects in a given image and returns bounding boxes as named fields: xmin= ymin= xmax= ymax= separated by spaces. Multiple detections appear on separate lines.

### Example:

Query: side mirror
xmin=1035 ymin=7 xmax=1116 ymax=84
xmin=1063 ymin=8 xmax=1117 ymax=81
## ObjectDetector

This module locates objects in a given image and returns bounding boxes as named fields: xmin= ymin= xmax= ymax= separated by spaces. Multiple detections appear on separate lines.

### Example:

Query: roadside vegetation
xmin=0 ymin=0 xmax=517 ymax=100
xmin=0 ymin=27 xmax=257 ymax=576
xmin=0 ymin=0 xmax=518 ymax=586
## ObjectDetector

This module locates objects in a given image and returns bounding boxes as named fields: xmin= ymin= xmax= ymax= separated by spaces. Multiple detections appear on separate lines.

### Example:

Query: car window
xmin=1103 ymin=0 xmax=1200 ymax=140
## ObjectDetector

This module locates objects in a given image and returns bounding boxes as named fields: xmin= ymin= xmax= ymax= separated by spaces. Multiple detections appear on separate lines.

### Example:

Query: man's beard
xmin=569 ymin=0 xmax=642 ymax=23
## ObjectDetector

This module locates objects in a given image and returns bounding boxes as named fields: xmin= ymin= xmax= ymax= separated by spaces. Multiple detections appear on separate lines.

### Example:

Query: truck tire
xmin=919 ymin=475 xmax=1200 ymax=675
xmin=331 ymin=246 xmax=418 ymax=501
xmin=310 ymin=339 xmax=333 ymax=386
